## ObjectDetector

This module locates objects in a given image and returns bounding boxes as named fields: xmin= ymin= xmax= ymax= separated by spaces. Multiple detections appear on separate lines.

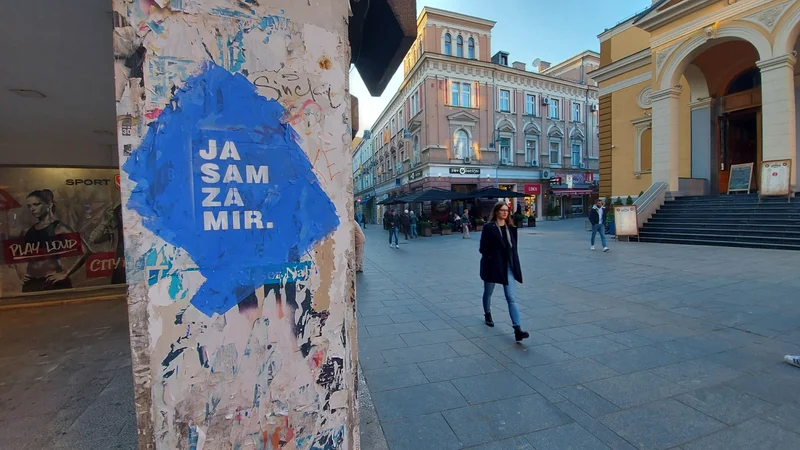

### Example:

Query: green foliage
xmin=626 ymin=195 xmax=634 ymax=205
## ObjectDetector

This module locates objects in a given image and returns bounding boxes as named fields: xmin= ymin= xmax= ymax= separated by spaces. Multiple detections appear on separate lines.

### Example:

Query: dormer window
xmin=500 ymin=54 xmax=508 ymax=66
xmin=444 ymin=33 xmax=452 ymax=55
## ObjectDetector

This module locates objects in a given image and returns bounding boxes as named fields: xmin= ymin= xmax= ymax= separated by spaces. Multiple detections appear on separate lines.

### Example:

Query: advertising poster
xmin=0 ymin=167 xmax=125 ymax=298
xmin=614 ymin=205 xmax=639 ymax=237
xmin=760 ymin=159 xmax=792 ymax=197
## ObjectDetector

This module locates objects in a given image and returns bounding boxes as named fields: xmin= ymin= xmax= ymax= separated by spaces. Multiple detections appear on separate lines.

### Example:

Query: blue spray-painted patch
xmin=124 ymin=61 xmax=339 ymax=316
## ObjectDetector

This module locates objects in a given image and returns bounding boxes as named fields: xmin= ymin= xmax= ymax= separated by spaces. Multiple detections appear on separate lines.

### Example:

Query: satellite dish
xmin=532 ymin=58 xmax=541 ymax=68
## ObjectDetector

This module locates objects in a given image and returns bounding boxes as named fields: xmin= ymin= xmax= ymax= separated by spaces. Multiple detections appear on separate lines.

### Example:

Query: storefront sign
xmin=524 ymin=184 xmax=541 ymax=195
xmin=449 ymin=167 xmax=480 ymax=175
xmin=86 ymin=252 xmax=125 ymax=278
xmin=3 ymin=233 xmax=84 ymax=264
xmin=408 ymin=169 xmax=424 ymax=181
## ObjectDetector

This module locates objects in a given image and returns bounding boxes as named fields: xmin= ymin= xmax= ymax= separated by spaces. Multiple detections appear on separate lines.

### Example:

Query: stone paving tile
xmin=557 ymin=385 xmax=620 ymax=417
xmin=443 ymin=394 xmax=572 ymax=447
xmin=357 ymin=315 xmax=395 ymax=327
xmin=448 ymin=340 xmax=485 ymax=356
xmin=554 ymin=336 xmax=630 ymax=358
xmin=681 ymin=418 xmax=798 ymax=450
xmin=498 ymin=344 xmax=573 ymax=368
xmin=372 ymin=381 xmax=467 ymax=421
xmin=363 ymin=364 xmax=428 ymax=392
xmin=760 ymin=402 xmax=800 ymax=434
xmin=399 ymin=329 xmax=466 ymax=347
xmin=451 ymin=371 xmax=535 ymax=404
xmin=593 ymin=318 xmax=649 ymax=333
xmin=365 ymin=321 xmax=428 ymax=337
xmin=590 ymin=346 xmax=683 ymax=374
xmin=600 ymin=399 xmax=726 ymax=450
xmin=359 ymin=305 xmax=413 ymax=317
xmin=525 ymin=422 xmax=611 ymax=450
xmin=584 ymin=371 xmax=686 ymax=409
xmin=421 ymin=319 xmax=452 ymax=330
xmin=380 ymin=342 xmax=460 ymax=366
xmin=676 ymin=385 xmax=775 ymax=426
xmin=417 ymin=354 xmax=506 ymax=383
xmin=527 ymin=358 xmax=619 ymax=389
xmin=650 ymin=359 xmax=743 ymax=389
xmin=358 ymin=335 xmax=407 ymax=353
xmin=390 ymin=311 xmax=441 ymax=324
xmin=464 ymin=436 xmax=533 ymax=450
xmin=381 ymin=413 xmax=462 ymax=450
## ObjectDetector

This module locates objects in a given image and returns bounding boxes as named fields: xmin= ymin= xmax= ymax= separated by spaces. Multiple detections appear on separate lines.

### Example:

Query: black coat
xmin=589 ymin=206 xmax=605 ymax=225
xmin=479 ymin=222 xmax=523 ymax=285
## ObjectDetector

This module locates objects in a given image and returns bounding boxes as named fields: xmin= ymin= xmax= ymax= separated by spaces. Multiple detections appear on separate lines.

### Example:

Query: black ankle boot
xmin=484 ymin=313 xmax=494 ymax=327
xmin=513 ymin=326 xmax=529 ymax=342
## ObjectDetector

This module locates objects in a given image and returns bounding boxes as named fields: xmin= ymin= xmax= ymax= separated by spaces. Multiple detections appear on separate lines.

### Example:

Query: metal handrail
xmin=634 ymin=182 xmax=668 ymax=211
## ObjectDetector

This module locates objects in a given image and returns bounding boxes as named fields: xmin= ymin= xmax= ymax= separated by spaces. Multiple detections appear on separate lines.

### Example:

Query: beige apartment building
xmin=360 ymin=7 xmax=601 ymax=221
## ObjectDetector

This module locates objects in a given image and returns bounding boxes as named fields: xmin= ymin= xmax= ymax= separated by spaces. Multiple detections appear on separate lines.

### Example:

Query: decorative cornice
xmin=631 ymin=116 xmax=652 ymax=129
xmin=637 ymin=0 xmax=716 ymax=33
xmin=757 ymin=53 xmax=798 ymax=72
xmin=739 ymin=1 xmax=793 ymax=33
xmin=599 ymin=72 xmax=652 ymax=96
xmin=590 ymin=49 xmax=651 ymax=82
xmin=650 ymin=0 xmax=774 ymax=48
xmin=650 ymin=87 xmax=682 ymax=101
xmin=689 ymin=98 xmax=713 ymax=110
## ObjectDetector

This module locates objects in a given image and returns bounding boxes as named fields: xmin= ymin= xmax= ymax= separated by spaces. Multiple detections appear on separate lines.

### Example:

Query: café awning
xmin=552 ymin=189 xmax=593 ymax=196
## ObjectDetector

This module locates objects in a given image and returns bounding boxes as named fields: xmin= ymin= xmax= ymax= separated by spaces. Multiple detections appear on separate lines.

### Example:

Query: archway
xmin=655 ymin=27 xmax=769 ymax=194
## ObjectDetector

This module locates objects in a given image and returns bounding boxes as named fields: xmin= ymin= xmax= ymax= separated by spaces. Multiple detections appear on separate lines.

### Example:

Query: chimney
xmin=512 ymin=61 xmax=526 ymax=71
xmin=538 ymin=61 xmax=551 ymax=73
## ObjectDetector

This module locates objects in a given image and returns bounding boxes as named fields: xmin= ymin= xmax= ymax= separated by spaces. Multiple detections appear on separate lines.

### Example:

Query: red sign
xmin=2 ymin=233 xmax=83 ymax=264
xmin=524 ymin=184 xmax=541 ymax=195
xmin=86 ymin=252 xmax=125 ymax=278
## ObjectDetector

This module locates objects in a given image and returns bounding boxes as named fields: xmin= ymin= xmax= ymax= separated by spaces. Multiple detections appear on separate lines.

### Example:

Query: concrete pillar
xmin=758 ymin=54 xmax=798 ymax=190
xmin=650 ymin=88 xmax=682 ymax=192
xmin=113 ymin=1 xmax=357 ymax=448
xmin=689 ymin=99 xmax=713 ymax=194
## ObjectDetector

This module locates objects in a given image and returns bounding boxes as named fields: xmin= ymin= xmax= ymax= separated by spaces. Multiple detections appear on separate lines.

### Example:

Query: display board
xmin=0 ymin=167 xmax=125 ymax=298
xmin=614 ymin=205 xmax=639 ymax=237
xmin=759 ymin=159 xmax=792 ymax=201
xmin=727 ymin=162 xmax=754 ymax=194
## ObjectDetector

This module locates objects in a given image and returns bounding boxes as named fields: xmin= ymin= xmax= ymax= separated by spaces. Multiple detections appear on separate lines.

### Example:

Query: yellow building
xmin=592 ymin=0 xmax=800 ymax=199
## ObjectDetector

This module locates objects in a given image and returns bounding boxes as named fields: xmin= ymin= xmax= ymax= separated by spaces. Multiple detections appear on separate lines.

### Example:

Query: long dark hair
xmin=490 ymin=201 xmax=514 ymax=227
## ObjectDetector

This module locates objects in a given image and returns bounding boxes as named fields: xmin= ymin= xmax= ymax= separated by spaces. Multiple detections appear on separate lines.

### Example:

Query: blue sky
xmin=349 ymin=0 xmax=651 ymax=136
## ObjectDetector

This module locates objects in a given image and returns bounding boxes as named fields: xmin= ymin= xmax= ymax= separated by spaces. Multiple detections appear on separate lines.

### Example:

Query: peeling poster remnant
xmin=124 ymin=62 xmax=339 ymax=316
xmin=113 ymin=0 xmax=357 ymax=448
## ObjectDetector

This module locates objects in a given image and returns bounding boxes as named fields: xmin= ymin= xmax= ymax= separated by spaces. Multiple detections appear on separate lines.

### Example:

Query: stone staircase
xmin=638 ymin=194 xmax=800 ymax=251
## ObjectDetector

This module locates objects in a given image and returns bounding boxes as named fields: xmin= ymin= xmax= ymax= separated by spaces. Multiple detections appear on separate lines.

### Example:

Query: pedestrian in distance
xmin=387 ymin=210 xmax=399 ymax=249
xmin=589 ymin=199 xmax=610 ymax=252
xmin=479 ymin=201 xmax=530 ymax=342
xmin=461 ymin=209 xmax=471 ymax=239
xmin=401 ymin=210 xmax=411 ymax=240
xmin=409 ymin=210 xmax=418 ymax=238
xmin=383 ymin=209 xmax=390 ymax=230
xmin=354 ymin=220 xmax=366 ymax=273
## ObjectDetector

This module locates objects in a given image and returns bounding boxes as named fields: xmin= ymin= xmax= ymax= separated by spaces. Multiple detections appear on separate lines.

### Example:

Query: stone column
xmin=650 ymin=87 xmax=682 ymax=192
xmin=758 ymin=54 xmax=798 ymax=190
xmin=689 ymin=98 xmax=713 ymax=194
xmin=113 ymin=1 xmax=357 ymax=448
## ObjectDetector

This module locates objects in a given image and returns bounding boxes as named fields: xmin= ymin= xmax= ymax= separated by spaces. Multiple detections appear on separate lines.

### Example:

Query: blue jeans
xmin=591 ymin=223 xmax=607 ymax=247
xmin=389 ymin=227 xmax=399 ymax=245
xmin=410 ymin=223 xmax=418 ymax=237
xmin=482 ymin=268 xmax=522 ymax=327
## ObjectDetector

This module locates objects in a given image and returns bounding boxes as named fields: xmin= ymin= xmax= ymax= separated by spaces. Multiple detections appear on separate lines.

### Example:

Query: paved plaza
xmin=2 ymin=220 xmax=800 ymax=449
xmin=358 ymin=219 xmax=800 ymax=450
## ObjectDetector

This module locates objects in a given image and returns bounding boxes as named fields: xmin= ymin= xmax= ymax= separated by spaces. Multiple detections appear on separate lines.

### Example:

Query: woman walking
xmin=479 ymin=201 xmax=530 ymax=342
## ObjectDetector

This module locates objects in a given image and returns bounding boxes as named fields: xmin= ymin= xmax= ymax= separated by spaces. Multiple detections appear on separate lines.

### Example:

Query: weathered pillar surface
xmin=650 ymin=87 xmax=682 ymax=192
xmin=113 ymin=1 xmax=356 ymax=448
xmin=758 ymin=54 xmax=798 ymax=190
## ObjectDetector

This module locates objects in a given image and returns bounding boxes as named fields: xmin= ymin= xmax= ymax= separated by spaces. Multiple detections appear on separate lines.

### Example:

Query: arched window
xmin=444 ymin=33 xmax=452 ymax=55
xmin=468 ymin=38 xmax=475 ymax=59
xmin=456 ymin=36 xmax=464 ymax=57
xmin=454 ymin=129 xmax=470 ymax=159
